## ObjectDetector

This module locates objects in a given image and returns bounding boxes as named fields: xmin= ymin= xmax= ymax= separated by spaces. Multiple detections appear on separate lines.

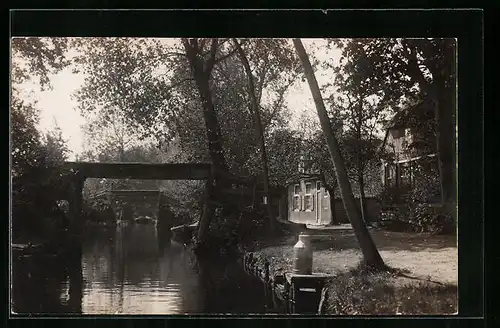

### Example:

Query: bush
xmin=12 ymin=167 xmax=74 ymax=241
xmin=377 ymin=158 xmax=455 ymax=235
xmin=194 ymin=205 xmax=270 ymax=256
xmin=408 ymin=204 xmax=455 ymax=235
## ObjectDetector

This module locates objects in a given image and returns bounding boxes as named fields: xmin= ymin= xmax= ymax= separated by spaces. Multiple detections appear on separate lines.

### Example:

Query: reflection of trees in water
xmin=82 ymin=228 xmax=117 ymax=288
xmin=11 ymin=251 xmax=83 ymax=314
xmin=114 ymin=225 xmax=160 ymax=285
xmin=12 ymin=225 xmax=269 ymax=314
xmin=195 ymin=257 xmax=267 ymax=313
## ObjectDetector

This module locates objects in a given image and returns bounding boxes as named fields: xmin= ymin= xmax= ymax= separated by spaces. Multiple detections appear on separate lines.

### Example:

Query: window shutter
xmin=300 ymin=195 xmax=304 ymax=211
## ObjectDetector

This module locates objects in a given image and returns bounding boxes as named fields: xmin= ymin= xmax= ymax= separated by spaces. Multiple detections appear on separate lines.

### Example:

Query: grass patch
xmin=324 ymin=263 xmax=458 ymax=315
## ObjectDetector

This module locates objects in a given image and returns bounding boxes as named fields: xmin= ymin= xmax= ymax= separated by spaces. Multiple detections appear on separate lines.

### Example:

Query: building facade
xmin=380 ymin=99 xmax=439 ymax=200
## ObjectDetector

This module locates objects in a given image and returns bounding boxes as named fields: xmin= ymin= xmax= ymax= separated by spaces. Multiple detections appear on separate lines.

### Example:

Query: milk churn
xmin=293 ymin=233 xmax=313 ymax=275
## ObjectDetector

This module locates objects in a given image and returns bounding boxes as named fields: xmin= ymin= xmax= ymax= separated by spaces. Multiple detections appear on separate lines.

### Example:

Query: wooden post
xmin=68 ymin=172 xmax=85 ymax=238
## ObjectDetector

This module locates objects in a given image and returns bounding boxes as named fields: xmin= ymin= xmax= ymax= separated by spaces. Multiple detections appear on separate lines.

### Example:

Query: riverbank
xmin=243 ymin=229 xmax=458 ymax=315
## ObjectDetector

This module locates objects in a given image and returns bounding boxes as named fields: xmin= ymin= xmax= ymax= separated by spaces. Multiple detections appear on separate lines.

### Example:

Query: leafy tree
xmin=11 ymin=37 xmax=70 ymax=89
xmin=293 ymin=38 xmax=385 ymax=270
xmin=322 ymin=39 xmax=394 ymax=222
xmin=41 ymin=119 xmax=70 ymax=166
xmin=11 ymin=37 xmax=72 ymax=240
xmin=72 ymin=38 xmax=301 ymax=243
xmin=334 ymin=38 xmax=457 ymax=218
xmin=11 ymin=37 xmax=71 ymax=176
xmin=231 ymin=38 xmax=300 ymax=230
xmin=11 ymin=96 xmax=44 ymax=177
xmin=80 ymin=108 xmax=144 ymax=163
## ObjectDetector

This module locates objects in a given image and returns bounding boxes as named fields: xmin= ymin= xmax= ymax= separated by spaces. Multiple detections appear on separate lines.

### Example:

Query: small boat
xmin=134 ymin=216 xmax=156 ymax=224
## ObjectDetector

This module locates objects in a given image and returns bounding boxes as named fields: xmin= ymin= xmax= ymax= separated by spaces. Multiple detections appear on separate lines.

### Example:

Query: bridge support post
xmin=68 ymin=171 xmax=85 ymax=239
xmin=197 ymin=166 xmax=215 ymax=245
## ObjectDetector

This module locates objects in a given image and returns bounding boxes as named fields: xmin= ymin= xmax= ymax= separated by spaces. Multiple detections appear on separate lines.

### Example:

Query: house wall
xmin=288 ymin=177 xmax=331 ymax=225
xmin=287 ymin=177 xmax=381 ymax=225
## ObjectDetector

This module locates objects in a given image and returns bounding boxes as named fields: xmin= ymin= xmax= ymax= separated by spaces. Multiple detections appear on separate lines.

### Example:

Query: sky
xmin=16 ymin=38 xmax=340 ymax=160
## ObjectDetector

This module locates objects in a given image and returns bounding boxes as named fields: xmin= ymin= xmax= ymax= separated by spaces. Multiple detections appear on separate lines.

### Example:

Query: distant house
xmin=380 ymin=98 xmax=438 ymax=194
xmin=284 ymin=155 xmax=381 ymax=226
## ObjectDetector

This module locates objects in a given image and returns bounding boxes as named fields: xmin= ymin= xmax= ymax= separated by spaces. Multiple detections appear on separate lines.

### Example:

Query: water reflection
xmin=12 ymin=224 xmax=271 ymax=315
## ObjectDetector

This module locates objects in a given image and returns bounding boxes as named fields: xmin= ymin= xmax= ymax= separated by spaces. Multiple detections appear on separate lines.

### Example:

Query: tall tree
xmin=80 ymin=108 xmax=140 ymax=163
xmin=11 ymin=37 xmax=71 ymax=176
xmin=325 ymin=39 xmax=395 ymax=222
xmin=337 ymin=38 xmax=457 ymax=218
xmin=293 ymin=38 xmax=385 ymax=269
xmin=41 ymin=118 xmax=70 ymax=166
xmin=232 ymin=38 xmax=275 ymax=230
xmin=181 ymin=38 xmax=231 ymax=173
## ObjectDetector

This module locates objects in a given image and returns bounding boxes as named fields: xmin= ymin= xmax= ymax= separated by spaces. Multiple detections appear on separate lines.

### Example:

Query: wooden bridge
xmin=62 ymin=162 xmax=212 ymax=180
xmin=54 ymin=161 xmax=284 ymax=241
xmin=54 ymin=162 xmax=211 ymax=233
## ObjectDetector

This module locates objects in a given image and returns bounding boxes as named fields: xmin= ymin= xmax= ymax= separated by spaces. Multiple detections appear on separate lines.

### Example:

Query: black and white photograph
xmin=11 ymin=34 xmax=459 ymax=315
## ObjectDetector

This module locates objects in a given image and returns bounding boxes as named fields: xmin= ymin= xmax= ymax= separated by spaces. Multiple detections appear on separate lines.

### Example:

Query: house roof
xmin=379 ymin=98 xmax=434 ymax=153
xmin=285 ymin=173 xmax=322 ymax=186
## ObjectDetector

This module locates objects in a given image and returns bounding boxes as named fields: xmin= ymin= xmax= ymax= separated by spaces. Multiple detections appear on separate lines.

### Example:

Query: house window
xmin=316 ymin=181 xmax=321 ymax=191
xmin=292 ymin=184 xmax=301 ymax=211
xmin=385 ymin=164 xmax=396 ymax=187
xmin=304 ymin=182 xmax=313 ymax=211
xmin=400 ymin=162 xmax=413 ymax=188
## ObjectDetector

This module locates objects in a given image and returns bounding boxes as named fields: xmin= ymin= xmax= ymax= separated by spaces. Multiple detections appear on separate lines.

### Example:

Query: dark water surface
xmin=11 ymin=224 xmax=275 ymax=315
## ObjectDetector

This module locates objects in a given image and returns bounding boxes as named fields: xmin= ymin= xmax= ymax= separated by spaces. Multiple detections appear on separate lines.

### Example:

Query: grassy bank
xmin=247 ymin=229 xmax=458 ymax=315
xmin=323 ymin=265 xmax=457 ymax=315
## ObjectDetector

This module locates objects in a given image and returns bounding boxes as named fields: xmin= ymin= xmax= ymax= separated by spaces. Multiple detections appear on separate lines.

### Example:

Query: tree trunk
xmin=232 ymin=39 xmax=275 ymax=232
xmin=433 ymin=40 xmax=456 ymax=219
xmin=182 ymin=39 xmax=232 ymax=246
xmin=358 ymin=172 xmax=368 ymax=223
xmin=196 ymin=76 xmax=229 ymax=173
xmin=182 ymin=39 xmax=229 ymax=174
xmin=406 ymin=40 xmax=456 ymax=220
xmin=433 ymin=87 xmax=457 ymax=219
xmin=355 ymin=87 xmax=368 ymax=222
xmin=293 ymin=39 xmax=385 ymax=269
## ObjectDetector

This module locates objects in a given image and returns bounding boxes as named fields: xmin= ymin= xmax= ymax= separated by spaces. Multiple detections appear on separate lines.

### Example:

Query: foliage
xmin=323 ymin=40 xmax=393 ymax=204
xmin=265 ymin=128 xmax=304 ymax=186
xmin=11 ymin=37 xmax=73 ymax=240
xmin=330 ymin=38 xmax=456 ymax=207
xmin=40 ymin=119 xmax=70 ymax=166
xmin=11 ymin=37 xmax=70 ymax=89
xmin=324 ymin=267 xmax=457 ymax=315
xmin=200 ymin=207 xmax=269 ymax=255
xmin=73 ymin=38 xmax=299 ymax=180
xmin=407 ymin=204 xmax=455 ymax=235
xmin=11 ymin=95 xmax=44 ymax=177
xmin=377 ymin=156 xmax=451 ymax=234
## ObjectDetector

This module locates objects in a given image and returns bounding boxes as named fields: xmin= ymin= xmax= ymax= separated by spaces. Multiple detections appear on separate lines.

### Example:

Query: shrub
xmin=408 ymin=204 xmax=455 ymax=235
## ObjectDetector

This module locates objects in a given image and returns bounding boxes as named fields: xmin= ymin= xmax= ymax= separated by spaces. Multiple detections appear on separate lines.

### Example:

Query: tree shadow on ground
xmin=311 ymin=230 xmax=457 ymax=252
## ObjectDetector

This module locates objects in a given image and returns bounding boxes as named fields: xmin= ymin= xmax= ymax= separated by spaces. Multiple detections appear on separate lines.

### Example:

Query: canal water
xmin=11 ymin=224 xmax=279 ymax=315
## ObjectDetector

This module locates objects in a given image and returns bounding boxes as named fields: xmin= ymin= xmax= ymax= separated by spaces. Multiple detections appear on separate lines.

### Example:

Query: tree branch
xmin=163 ymin=77 xmax=194 ymax=93
xmin=262 ymin=77 xmax=296 ymax=130
xmin=256 ymin=61 xmax=270 ymax=105
xmin=203 ymin=38 xmax=218 ymax=76
xmin=213 ymin=47 xmax=240 ymax=65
